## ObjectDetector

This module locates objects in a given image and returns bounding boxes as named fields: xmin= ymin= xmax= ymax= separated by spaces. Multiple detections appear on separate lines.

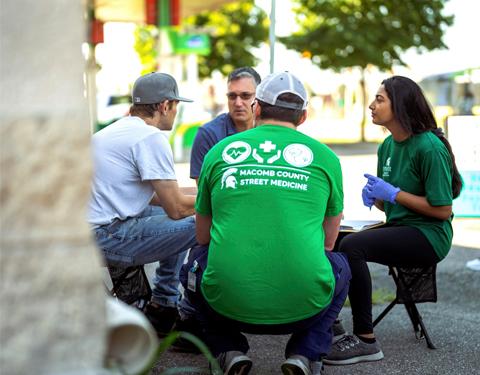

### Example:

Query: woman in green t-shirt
xmin=324 ymin=76 xmax=463 ymax=365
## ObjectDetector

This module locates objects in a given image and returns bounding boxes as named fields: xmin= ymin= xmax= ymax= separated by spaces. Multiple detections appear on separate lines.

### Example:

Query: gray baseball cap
xmin=256 ymin=71 xmax=307 ymax=110
xmin=132 ymin=72 xmax=193 ymax=104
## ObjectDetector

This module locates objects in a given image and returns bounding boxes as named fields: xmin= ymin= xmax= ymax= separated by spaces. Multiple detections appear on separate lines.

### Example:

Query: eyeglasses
xmin=226 ymin=92 xmax=255 ymax=101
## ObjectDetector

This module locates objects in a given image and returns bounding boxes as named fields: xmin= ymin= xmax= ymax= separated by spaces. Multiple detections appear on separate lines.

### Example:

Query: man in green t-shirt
xmin=180 ymin=72 xmax=350 ymax=375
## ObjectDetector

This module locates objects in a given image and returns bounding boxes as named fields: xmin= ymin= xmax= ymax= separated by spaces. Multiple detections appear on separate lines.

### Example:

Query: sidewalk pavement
xmin=149 ymin=142 xmax=479 ymax=375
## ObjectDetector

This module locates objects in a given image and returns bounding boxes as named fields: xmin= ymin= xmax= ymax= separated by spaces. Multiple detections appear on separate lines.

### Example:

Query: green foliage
xmin=372 ymin=287 xmax=396 ymax=305
xmin=280 ymin=0 xmax=454 ymax=71
xmin=183 ymin=0 xmax=269 ymax=78
xmin=343 ymin=287 xmax=395 ymax=307
xmin=134 ymin=25 xmax=158 ymax=76
xmin=140 ymin=331 xmax=223 ymax=375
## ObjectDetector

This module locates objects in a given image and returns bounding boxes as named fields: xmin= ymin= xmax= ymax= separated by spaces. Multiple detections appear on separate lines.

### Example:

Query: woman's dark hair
xmin=257 ymin=93 xmax=305 ymax=126
xmin=129 ymin=101 xmax=173 ymax=118
xmin=382 ymin=76 xmax=463 ymax=198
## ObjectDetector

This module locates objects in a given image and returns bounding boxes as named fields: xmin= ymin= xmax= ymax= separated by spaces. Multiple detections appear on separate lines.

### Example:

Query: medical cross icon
xmin=260 ymin=141 xmax=276 ymax=153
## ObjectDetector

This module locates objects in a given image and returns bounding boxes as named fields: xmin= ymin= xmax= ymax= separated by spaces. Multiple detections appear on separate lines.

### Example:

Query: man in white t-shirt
xmin=88 ymin=72 xmax=197 ymax=336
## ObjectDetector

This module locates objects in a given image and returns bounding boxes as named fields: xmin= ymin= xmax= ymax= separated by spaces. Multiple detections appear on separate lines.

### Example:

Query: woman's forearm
xmin=394 ymin=191 xmax=452 ymax=220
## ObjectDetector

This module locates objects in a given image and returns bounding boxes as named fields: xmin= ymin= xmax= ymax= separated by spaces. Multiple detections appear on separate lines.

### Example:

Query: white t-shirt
xmin=88 ymin=116 xmax=176 ymax=228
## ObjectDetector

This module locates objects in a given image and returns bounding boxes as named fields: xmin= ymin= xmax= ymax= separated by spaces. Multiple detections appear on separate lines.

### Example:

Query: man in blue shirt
xmin=190 ymin=67 xmax=261 ymax=184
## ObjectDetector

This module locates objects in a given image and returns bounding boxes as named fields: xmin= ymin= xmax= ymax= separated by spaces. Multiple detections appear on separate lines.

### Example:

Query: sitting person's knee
xmin=338 ymin=233 xmax=357 ymax=255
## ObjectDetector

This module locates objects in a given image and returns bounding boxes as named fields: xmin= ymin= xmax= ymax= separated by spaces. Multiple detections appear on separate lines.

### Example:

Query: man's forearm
xmin=174 ymin=195 xmax=196 ymax=219
xmin=196 ymin=213 xmax=212 ymax=245
xmin=323 ymin=213 xmax=343 ymax=251
xmin=180 ymin=186 xmax=198 ymax=195
xmin=151 ymin=180 xmax=196 ymax=220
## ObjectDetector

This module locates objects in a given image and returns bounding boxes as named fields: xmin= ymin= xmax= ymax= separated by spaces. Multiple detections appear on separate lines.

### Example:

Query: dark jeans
xmin=337 ymin=225 xmax=441 ymax=335
xmin=180 ymin=245 xmax=351 ymax=360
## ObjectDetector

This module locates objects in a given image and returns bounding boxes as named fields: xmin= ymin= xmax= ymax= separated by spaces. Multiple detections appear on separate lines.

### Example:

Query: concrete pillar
xmin=0 ymin=1 xmax=106 ymax=374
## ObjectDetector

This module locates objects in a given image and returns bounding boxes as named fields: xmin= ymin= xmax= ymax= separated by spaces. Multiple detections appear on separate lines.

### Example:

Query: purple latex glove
xmin=362 ymin=184 xmax=376 ymax=208
xmin=364 ymin=174 xmax=401 ymax=204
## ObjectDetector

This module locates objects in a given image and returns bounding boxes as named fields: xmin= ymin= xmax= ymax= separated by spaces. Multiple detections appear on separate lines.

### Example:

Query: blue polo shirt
xmin=190 ymin=113 xmax=239 ymax=179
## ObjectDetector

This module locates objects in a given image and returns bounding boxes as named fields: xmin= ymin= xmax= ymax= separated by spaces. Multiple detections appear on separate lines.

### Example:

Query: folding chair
xmin=373 ymin=265 xmax=437 ymax=349
xmin=107 ymin=265 xmax=152 ymax=310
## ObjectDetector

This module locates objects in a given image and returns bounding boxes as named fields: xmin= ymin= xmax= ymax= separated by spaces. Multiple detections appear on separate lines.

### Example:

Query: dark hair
xmin=228 ymin=67 xmax=261 ymax=87
xmin=382 ymin=76 xmax=463 ymax=198
xmin=129 ymin=101 xmax=174 ymax=118
xmin=257 ymin=93 xmax=305 ymax=126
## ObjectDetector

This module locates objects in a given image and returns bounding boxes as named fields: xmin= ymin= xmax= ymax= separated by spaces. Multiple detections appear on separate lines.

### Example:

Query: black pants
xmin=337 ymin=225 xmax=441 ymax=335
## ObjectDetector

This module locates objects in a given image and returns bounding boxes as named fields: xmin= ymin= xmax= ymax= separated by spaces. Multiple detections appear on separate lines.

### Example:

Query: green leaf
xmin=281 ymin=0 xmax=454 ymax=72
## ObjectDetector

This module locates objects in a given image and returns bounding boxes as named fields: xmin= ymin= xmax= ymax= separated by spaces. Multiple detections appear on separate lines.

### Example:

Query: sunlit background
xmin=91 ymin=0 xmax=479 ymax=140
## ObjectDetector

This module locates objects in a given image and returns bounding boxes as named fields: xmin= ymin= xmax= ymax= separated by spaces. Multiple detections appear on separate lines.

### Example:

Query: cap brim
xmin=174 ymin=96 xmax=193 ymax=103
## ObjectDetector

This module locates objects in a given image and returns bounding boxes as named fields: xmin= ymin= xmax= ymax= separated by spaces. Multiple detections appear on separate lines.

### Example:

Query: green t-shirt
xmin=377 ymin=132 xmax=453 ymax=260
xmin=195 ymin=125 xmax=344 ymax=325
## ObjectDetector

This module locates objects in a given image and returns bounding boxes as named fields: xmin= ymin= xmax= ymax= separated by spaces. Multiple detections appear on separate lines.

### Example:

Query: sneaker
xmin=144 ymin=304 xmax=179 ymax=338
xmin=466 ymin=258 xmax=480 ymax=271
xmin=210 ymin=351 xmax=252 ymax=375
xmin=281 ymin=355 xmax=324 ymax=375
xmin=171 ymin=316 xmax=207 ymax=353
xmin=323 ymin=334 xmax=384 ymax=365
xmin=332 ymin=320 xmax=347 ymax=343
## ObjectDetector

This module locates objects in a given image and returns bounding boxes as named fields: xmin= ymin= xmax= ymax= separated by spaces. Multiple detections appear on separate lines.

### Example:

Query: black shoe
xmin=281 ymin=355 xmax=324 ymax=375
xmin=144 ymin=304 xmax=179 ymax=338
xmin=210 ymin=351 xmax=252 ymax=375
xmin=171 ymin=316 xmax=207 ymax=353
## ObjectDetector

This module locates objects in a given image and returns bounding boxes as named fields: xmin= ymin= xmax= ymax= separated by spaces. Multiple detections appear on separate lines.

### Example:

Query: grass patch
xmin=343 ymin=287 xmax=395 ymax=307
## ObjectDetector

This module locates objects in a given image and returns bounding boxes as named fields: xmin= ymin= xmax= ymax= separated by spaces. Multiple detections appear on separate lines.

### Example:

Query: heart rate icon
xmin=222 ymin=141 xmax=251 ymax=164
xmin=227 ymin=147 xmax=247 ymax=159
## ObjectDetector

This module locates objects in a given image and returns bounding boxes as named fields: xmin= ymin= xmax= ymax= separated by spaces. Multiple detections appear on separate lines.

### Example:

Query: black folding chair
xmin=373 ymin=265 xmax=437 ymax=349
xmin=107 ymin=265 xmax=153 ymax=311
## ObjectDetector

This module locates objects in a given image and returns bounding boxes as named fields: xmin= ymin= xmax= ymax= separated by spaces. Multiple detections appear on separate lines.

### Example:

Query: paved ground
xmin=147 ymin=142 xmax=480 ymax=375
xmin=149 ymin=245 xmax=480 ymax=375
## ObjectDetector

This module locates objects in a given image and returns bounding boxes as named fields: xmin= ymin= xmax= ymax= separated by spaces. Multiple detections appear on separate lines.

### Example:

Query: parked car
xmin=97 ymin=93 xmax=132 ymax=126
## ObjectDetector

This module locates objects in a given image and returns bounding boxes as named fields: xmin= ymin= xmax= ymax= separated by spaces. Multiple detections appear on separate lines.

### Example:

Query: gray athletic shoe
xmin=210 ymin=350 xmax=252 ymax=375
xmin=332 ymin=320 xmax=347 ymax=343
xmin=323 ymin=334 xmax=384 ymax=365
xmin=281 ymin=355 xmax=324 ymax=375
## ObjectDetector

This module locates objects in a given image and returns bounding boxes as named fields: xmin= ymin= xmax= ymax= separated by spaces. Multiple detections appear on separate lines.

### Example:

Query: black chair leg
xmin=405 ymin=302 xmax=421 ymax=336
xmin=403 ymin=302 xmax=436 ymax=349
xmin=373 ymin=298 xmax=398 ymax=328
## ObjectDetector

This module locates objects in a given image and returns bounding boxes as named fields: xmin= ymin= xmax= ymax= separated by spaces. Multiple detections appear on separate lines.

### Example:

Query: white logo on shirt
xmin=383 ymin=157 xmax=392 ymax=177
xmin=222 ymin=141 xmax=251 ymax=164
xmin=260 ymin=141 xmax=276 ymax=153
xmin=221 ymin=168 xmax=238 ymax=189
xmin=283 ymin=144 xmax=313 ymax=167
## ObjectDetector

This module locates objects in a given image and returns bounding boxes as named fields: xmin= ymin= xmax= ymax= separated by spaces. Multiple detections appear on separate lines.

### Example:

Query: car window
xmin=108 ymin=96 xmax=132 ymax=106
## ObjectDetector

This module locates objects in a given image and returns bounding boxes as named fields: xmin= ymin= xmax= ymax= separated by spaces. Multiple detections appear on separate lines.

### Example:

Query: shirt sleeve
xmin=325 ymin=157 xmax=344 ymax=217
xmin=190 ymin=127 xmax=215 ymax=179
xmin=421 ymin=147 xmax=453 ymax=206
xmin=133 ymin=132 xmax=176 ymax=181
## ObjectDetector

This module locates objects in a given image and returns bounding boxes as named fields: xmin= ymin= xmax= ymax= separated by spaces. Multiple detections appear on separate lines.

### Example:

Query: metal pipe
xmin=269 ymin=0 xmax=276 ymax=74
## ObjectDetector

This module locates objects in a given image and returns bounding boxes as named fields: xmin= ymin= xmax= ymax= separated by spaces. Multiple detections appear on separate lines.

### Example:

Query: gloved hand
xmin=364 ymin=174 xmax=401 ymax=204
xmin=362 ymin=184 xmax=376 ymax=208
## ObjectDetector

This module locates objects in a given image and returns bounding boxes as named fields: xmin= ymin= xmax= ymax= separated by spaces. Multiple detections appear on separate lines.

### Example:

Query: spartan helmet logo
xmin=221 ymin=168 xmax=238 ymax=189
xmin=386 ymin=157 xmax=391 ymax=167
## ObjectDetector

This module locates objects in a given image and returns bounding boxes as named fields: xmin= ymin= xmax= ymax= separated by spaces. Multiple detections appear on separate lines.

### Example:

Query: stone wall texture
xmin=1 ymin=1 xmax=107 ymax=374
